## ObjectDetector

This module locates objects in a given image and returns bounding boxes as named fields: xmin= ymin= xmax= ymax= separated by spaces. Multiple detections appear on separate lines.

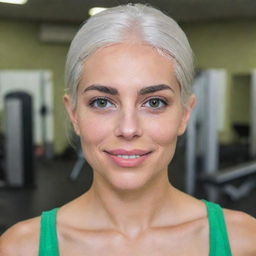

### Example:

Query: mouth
xmin=103 ymin=150 xmax=153 ymax=167
xmin=104 ymin=149 xmax=152 ymax=156
xmin=105 ymin=152 xmax=151 ymax=159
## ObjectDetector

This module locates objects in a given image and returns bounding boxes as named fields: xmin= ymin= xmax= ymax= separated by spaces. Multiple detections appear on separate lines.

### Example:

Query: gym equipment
xmin=202 ymin=160 xmax=256 ymax=200
xmin=0 ymin=70 xmax=54 ymax=159
xmin=185 ymin=69 xmax=226 ymax=200
xmin=69 ymin=135 xmax=85 ymax=181
xmin=185 ymin=70 xmax=256 ymax=202
xmin=4 ymin=91 xmax=34 ymax=187
xmin=69 ymin=149 xmax=85 ymax=181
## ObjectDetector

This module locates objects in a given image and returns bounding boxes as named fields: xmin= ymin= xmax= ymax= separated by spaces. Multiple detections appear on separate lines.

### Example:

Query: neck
xmin=85 ymin=169 xmax=176 ymax=239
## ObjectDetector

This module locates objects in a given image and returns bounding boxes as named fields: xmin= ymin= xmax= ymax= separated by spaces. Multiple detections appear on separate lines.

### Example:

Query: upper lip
xmin=105 ymin=149 xmax=152 ymax=156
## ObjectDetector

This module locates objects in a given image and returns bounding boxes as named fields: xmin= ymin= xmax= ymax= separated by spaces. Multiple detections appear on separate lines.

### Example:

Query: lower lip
xmin=105 ymin=152 xmax=151 ymax=167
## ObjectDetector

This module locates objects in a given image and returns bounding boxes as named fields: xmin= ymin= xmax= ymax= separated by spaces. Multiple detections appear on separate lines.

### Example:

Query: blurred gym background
xmin=0 ymin=0 xmax=256 ymax=234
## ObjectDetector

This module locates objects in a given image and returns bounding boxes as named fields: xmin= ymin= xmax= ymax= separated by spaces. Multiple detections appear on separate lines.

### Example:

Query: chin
xmin=107 ymin=171 xmax=154 ymax=192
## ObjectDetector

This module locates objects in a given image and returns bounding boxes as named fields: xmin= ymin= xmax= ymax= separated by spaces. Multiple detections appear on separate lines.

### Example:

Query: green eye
xmin=89 ymin=97 xmax=168 ymax=110
xmin=97 ymin=99 xmax=108 ymax=108
xmin=89 ymin=98 xmax=114 ymax=109
xmin=144 ymin=98 xmax=167 ymax=109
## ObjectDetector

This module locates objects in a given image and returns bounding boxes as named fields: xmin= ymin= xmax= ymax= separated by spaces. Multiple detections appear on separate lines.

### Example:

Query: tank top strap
xmin=38 ymin=208 xmax=60 ymax=256
xmin=202 ymin=200 xmax=232 ymax=256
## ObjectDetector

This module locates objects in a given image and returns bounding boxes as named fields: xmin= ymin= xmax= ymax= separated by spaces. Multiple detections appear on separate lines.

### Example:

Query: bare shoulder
xmin=223 ymin=208 xmax=256 ymax=256
xmin=0 ymin=216 xmax=40 ymax=256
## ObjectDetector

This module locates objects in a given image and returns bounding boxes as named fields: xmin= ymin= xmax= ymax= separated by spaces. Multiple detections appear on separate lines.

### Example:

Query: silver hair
xmin=65 ymin=3 xmax=194 ymax=108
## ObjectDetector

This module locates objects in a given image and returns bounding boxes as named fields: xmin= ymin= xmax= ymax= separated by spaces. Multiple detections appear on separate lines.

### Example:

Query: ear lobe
xmin=63 ymin=94 xmax=80 ymax=136
xmin=178 ymin=94 xmax=196 ymax=136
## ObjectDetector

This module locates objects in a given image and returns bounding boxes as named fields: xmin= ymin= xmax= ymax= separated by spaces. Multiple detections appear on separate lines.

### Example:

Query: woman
xmin=1 ymin=3 xmax=256 ymax=256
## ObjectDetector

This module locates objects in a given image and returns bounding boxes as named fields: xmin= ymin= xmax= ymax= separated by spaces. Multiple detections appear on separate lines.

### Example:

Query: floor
xmin=0 ymin=145 xmax=256 ymax=234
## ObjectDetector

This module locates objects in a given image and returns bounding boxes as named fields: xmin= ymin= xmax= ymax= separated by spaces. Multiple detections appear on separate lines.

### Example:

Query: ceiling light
xmin=0 ymin=0 xmax=27 ymax=4
xmin=88 ymin=7 xmax=107 ymax=16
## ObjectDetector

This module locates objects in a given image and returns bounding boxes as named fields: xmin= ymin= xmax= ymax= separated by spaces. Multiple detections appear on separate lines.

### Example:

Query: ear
xmin=178 ymin=94 xmax=196 ymax=136
xmin=63 ymin=94 xmax=80 ymax=136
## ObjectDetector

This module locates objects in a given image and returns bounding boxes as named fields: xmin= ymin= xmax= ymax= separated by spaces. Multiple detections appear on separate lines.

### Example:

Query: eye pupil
xmin=149 ymin=99 xmax=159 ymax=107
xmin=98 ymin=99 xmax=107 ymax=107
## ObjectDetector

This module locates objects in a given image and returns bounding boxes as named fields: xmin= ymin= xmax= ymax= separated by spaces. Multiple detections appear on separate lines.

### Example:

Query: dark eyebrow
xmin=82 ymin=84 xmax=175 ymax=95
xmin=139 ymin=84 xmax=175 ymax=95
xmin=82 ymin=85 xmax=118 ymax=95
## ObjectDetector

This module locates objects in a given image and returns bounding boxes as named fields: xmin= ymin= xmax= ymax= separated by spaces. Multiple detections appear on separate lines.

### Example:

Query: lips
xmin=105 ymin=149 xmax=151 ymax=156
xmin=103 ymin=148 xmax=153 ymax=167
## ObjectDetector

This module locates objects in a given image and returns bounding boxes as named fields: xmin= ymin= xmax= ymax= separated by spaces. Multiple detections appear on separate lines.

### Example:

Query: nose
xmin=114 ymin=109 xmax=143 ymax=140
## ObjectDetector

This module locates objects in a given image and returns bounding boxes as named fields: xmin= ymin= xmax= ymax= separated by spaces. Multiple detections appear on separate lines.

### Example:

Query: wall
xmin=182 ymin=20 xmax=256 ymax=143
xmin=0 ymin=20 xmax=69 ymax=153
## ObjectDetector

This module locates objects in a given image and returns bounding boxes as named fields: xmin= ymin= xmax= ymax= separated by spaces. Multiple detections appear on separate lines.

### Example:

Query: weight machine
xmin=185 ymin=70 xmax=256 ymax=202
xmin=2 ymin=91 xmax=34 ymax=187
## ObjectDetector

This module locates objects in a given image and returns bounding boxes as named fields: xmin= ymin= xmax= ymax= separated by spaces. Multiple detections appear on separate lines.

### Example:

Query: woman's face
xmin=65 ymin=43 xmax=194 ymax=191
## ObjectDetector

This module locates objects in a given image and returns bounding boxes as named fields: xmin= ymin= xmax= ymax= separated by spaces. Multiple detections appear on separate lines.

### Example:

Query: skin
xmin=1 ymin=43 xmax=256 ymax=256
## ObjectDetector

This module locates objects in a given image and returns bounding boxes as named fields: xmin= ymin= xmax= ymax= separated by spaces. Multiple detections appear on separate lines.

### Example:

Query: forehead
xmin=79 ymin=43 xmax=179 ymax=91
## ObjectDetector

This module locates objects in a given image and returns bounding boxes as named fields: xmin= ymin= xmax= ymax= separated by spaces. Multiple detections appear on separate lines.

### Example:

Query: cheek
xmin=145 ymin=113 xmax=182 ymax=145
xmin=77 ymin=112 xmax=111 ymax=146
xmin=149 ymin=122 xmax=176 ymax=143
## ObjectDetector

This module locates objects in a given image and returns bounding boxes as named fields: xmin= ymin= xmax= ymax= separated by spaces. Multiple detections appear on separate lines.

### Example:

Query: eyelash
xmin=88 ymin=96 xmax=169 ymax=110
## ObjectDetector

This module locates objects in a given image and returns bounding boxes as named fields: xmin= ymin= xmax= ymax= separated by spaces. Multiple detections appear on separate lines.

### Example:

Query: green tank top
xmin=38 ymin=200 xmax=232 ymax=256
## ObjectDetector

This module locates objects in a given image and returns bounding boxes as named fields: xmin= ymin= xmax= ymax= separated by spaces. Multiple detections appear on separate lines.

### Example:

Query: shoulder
xmin=223 ymin=208 xmax=256 ymax=256
xmin=0 ymin=216 xmax=40 ymax=256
